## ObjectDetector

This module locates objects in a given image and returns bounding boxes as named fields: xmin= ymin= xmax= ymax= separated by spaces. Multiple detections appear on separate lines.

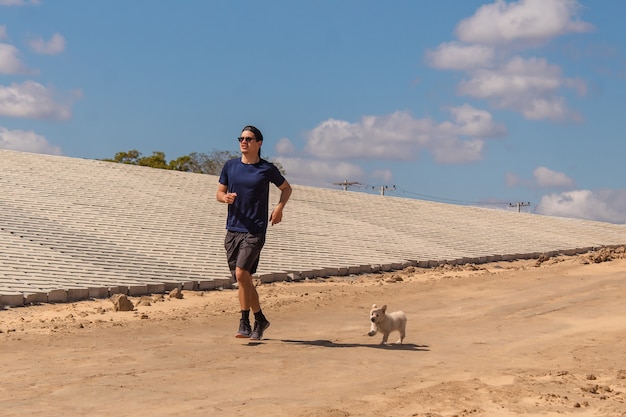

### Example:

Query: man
xmin=216 ymin=125 xmax=292 ymax=340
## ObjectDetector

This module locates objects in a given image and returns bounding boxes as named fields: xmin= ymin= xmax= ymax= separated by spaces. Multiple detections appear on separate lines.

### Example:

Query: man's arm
xmin=216 ymin=183 xmax=237 ymax=204
xmin=270 ymin=180 xmax=292 ymax=225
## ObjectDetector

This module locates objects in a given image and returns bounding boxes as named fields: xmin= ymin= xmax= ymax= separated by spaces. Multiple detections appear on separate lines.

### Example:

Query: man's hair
xmin=242 ymin=125 xmax=263 ymax=157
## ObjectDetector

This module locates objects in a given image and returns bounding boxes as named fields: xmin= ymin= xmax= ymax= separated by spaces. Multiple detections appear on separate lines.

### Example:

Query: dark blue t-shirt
xmin=219 ymin=158 xmax=286 ymax=234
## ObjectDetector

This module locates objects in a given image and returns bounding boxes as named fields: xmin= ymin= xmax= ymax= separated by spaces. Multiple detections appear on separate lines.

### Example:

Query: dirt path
xmin=1 ymin=253 xmax=625 ymax=416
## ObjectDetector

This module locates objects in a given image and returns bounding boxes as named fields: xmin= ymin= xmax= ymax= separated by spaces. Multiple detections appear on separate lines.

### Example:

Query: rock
xmin=135 ymin=296 xmax=152 ymax=307
xmin=110 ymin=293 xmax=134 ymax=312
xmin=535 ymin=254 xmax=550 ymax=266
xmin=169 ymin=288 xmax=183 ymax=299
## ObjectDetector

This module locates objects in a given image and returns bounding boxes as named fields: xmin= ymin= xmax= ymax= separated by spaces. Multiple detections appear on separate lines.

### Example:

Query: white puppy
xmin=368 ymin=304 xmax=407 ymax=344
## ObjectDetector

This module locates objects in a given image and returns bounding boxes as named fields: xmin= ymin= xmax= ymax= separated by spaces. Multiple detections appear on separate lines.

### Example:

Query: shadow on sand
xmin=277 ymin=339 xmax=429 ymax=351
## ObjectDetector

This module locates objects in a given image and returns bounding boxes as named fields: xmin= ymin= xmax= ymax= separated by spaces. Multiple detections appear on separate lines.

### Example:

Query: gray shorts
xmin=224 ymin=230 xmax=266 ymax=276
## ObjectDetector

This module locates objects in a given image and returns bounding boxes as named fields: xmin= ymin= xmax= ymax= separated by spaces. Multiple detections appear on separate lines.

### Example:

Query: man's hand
xmin=223 ymin=192 xmax=237 ymax=204
xmin=270 ymin=206 xmax=283 ymax=225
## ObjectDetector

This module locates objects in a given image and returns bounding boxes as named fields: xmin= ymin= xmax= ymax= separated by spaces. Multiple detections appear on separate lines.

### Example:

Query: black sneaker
xmin=250 ymin=320 xmax=270 ymax=340
xmin=235 ymin=319 xmax=251 ymax=338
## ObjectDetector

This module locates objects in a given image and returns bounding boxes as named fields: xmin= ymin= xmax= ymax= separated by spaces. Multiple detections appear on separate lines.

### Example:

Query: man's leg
xmin=234 ymin=233 xmax=269 ymax=340
xmin=235 ymin=266 xmax=260 ymax=313
xmin=237 ymin=267 xmax=270 ymax=340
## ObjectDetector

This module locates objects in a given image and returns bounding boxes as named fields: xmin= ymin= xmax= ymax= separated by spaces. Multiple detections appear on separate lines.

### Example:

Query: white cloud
xmin=430 ymin=136 xmax=486 ymax=164
xmin=0 ymin=43 xmax=34 ymax=74
xmin=533 ymin=166 xmax=575 ymax=188
xmin=274 ymin=137 xmax=296 ymax=155
xmin=301 ymin=106 xmax=505 ymax=164
xmin=304 ymin=113 xmax=429 ymax=161
xmin=426 ymin=42 xmax=495 ymax=70
xmin=458 ymin=56 xmax=585 ymax=121
xmin=506 ymin=172 xmax=523 ymax=187
xmin=370 ymin=169 xmax=393 ymax=184
xmin=0 ymin=126 xmax=62 ymax=155
xmin=456 ymin=0 xmax=593 ymax=46
xmin=28 ymin=33 xmax=66 ymax=55
xmin=507 ymin=166 xmax=575 ymax=189
xmin=274 ymin=156 xmax=365 ymax=187
xmin=441 ymin=104 xmax=507 ymax=138
xmin=0 ymin=0 xmax=40 ymax=5
xmin=538 ymin=189 xmax=626 ymax=224
xmin=0 ymin=80 xmax=81 ymax=120
xmin=425 ymin=0 xmax=591 ymax=122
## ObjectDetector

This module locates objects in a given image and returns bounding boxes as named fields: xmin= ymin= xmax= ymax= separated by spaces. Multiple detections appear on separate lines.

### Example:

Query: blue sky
xmin=1 ymin=0 xmax=625 ymax=224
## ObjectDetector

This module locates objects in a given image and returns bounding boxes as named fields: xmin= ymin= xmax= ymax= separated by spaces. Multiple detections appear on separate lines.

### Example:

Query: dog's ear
xmin=372 ymin=304 xmax=377 ymax=309
xmin=382 ymin=305 xmax=387 ymax=312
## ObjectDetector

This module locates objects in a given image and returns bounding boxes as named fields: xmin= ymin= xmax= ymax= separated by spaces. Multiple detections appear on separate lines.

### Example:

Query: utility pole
xmin=373 ymin=185 xmax=396 ymax=196
xmin=509 ymin=202 xmax=531 ymax=212
xmin=333 ymin=180 xmax=360 ymax=191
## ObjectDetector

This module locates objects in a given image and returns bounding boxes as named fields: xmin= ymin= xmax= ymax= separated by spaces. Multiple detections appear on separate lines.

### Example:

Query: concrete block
xmin=128 ymin=285 xmax=148 ymax=296
xmin=300 ymin=269 xmax=320 ymax=279
xmin=314 ymin=268 xmax=327 ymax=277
xmin=257 ymin=272 xmax=276 ymax=283
xmin=108 ymin=286 xmax=128 ymax=295
xmin=274 ymin=272 xmax=289 ymax=282
xmin=259 ymin=272 xmax=288 ymax=284
xmin=336 ymin=267 xmax=349 ymax=276
xmin=182 ymin=281 xmax=197 ymax=291
xmin=88 ymin=287 xmax=109 ymax=299
xmin=163 ymin=282 xmax=182 ymax=291
xmin=0 ymin=293 xmax=24 ymax=307
xmin=146 ymin=283 xmax=165 ymax=294
xmin=67 ymin=288 xmax=89 ymax=301
xmin=24 ymin=292 xmax=47 ymax=304
xmin=48 ymin=289 xmax=68 ymax=303
xmin=214 ymin=278 xmax=230 ymax=288
xmin=197 ymin=280 xmax=216 ymax=290
xmin=347 ymin=265 xmax=361 ymax=275
xmin=286 ymin=272 xmax=301 ymax=281
xmin=322 ymin=267 xmax=340 ymax=276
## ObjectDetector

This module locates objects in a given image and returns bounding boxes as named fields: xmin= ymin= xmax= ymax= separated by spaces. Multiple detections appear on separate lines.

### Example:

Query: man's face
xmin=238 ymin=131 xmax=261 ymax=156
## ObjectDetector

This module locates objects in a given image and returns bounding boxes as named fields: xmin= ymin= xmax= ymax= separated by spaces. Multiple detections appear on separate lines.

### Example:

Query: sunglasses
xmin=237 ymin=136 xmax=257 ymax=143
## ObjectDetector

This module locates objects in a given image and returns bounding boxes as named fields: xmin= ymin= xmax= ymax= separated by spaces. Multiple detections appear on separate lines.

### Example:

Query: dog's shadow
xmin=279 ymin=339 xmax=429 ymax=351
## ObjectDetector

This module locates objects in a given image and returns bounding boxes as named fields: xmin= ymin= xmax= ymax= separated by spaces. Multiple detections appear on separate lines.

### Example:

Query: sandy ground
xmin=1 ymin=249 xmax=625 ymax=417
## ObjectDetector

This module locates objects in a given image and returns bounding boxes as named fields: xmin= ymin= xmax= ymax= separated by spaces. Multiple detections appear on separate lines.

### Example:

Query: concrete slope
xmin=1 ymin=149 xmax=624 ymax=306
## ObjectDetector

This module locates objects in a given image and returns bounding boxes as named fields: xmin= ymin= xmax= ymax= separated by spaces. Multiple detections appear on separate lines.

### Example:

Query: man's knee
xmin=235 ymin=268 xmax=252 ymax=283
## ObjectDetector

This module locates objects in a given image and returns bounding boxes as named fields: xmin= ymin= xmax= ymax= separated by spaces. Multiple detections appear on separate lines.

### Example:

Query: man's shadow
xmin=276 ymin=339 xmax=429 ymax=351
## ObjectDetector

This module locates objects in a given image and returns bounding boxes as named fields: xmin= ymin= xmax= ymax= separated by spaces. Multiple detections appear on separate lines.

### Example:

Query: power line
xmin=333 ymin=180 xmax=361 ymax=191
xmin=341 ymin=181 xmax=606 ymax=222
xmin=394 ymin=186 xmax=511 ymax=207
xmin=371 ymin=185 xmax=396 ymax=196
xmin=335 ymin=181 xmax=532 ymax=213
xmin=509 ymin=202 xmax=531 ymax=212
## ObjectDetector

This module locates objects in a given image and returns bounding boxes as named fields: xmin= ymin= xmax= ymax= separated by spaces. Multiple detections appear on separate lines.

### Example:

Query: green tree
xmin=168 ymin=154 xmax=195 ymax=172
xmin=102 ymin=149 xmax=142 ymax=164
xmin=137 ymin=151 xmax=168 ymax=169
xmin=101 ymin=148 xmax=285 ymax=176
